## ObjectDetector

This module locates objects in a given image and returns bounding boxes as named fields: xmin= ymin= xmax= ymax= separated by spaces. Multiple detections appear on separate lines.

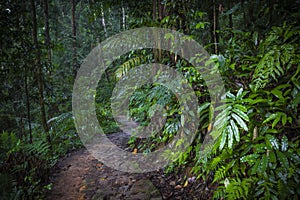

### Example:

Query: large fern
xmin=212 ymin=88 xmax=249 ymax=150
xmin=251 ymin=24 xmax=299 ymax=91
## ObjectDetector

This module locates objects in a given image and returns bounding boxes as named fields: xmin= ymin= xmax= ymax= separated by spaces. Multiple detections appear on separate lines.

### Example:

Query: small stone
xmin=169 ymin=181 xmax=176 ymax=186
xmin=175 ymin=185 xmax=182 ymax=189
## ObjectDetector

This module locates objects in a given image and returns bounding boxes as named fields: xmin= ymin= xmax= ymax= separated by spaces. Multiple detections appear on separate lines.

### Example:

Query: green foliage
xmin=48 ymin=112 xmax=82 ymax=155
xmin=115 ymin=56 xmax=145 ymax=79
xmin=192 ymin=23 xmax=300 ymax=200
xmin=212 ymin=88 xmax=249 ymax=150
xmin=251 ymin=24 xmax=300 ymax=91
xmin=0 ymin=112 xmax=82 ymax=198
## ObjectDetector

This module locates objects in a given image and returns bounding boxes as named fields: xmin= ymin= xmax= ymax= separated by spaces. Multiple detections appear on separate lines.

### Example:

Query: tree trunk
xmin=100 ymin=2 xmax=110 ymax=82
xmin=212 ymin=0 xmax=218 ymax=54
xmin=72 ymin=0 xmax=77 ymax=77
xmin=152 ymin=0 xmax=162 ymax=63
xmin=43 ymin=0 xmax=51 ymax=66
xmin=101 ymin=3 xmax=108 ymax=38
xmin=228 ymin=0 xmax=233 ymax=29
xmin=25 ymin=67 xmax=33 ymax=143
xmin=31 ymin=0 xmax=51 ymax=145
xmin=121 ymin=1 xmax=126 ymax=31
xmin=152 ymin=0 xmax=157 ymax=21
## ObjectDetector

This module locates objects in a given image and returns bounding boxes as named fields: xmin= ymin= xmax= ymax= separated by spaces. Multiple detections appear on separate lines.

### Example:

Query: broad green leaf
xmin=181 ymin=114 xmax=185 ymax=126
xmin=240 ymin=153 xmax=260 ymax=163
xmin=161 ymin=16 xmax=170 ymax=23
xmin=271 ymin=89 xmax=283 ymax=100
xmin=236 ymin=88 xmax=243 ymax=99
xmin=196 ymin=22 xmax=205 ymax=29
xmin=281 ymin=113 xmax=287 ymax=126
xmin=263 ymin=113 xmax=277 ymax=124
xmin=251 ymin=160 xmax=260 ymax=175
xmin=232 ymin=113 xmax=248 ymax=131
xmin=214 ymin=115 xmax=230 ymax=129
xmin=220 ymin=129 xmax=227 ymax=150
xmin=293 ymin=92 xmax=300 ymax=106
xmin=227 ymin=125 xmax=234 ymax=149
xmin=272 ymin=114 xmax=281 ymax=128
xmin=198 ymin=102 xmax=210 ymax=114
xmin=275 ymin=83 xmax=291 ymax=90
xmin=258 ymin=154 xmax=268 ymax=174
xmin=226 ymin=92 xmax=236 ymax=100
xmin=241 ymin=144 xmax=252 ymax=156
xmin=215 ymin=103 xmax=231 ymax=111
xmin=278 ymin=172 xmax=287 ymax=184
xmin=276 ymin=151 xmax=289 ymax=172
xmin=266 ymin=134 xmax=279 ymax=150
xmin=230 ymin=119 xmax=239 ymax=142
xmin=233 ymin=104 xmax=247 ymax=112
xmin=214 ymin=105 xmax=231 ymax=127
xmin=281 ymin=135 xmax=288 ymax=152
xmin=269 ymin=151 xmax=276 ymax=163
xmin=209 ymin=104 xmax=214 ymax=122
xmin=210 ymin=128 xmax=223 ymax=141
xmin=232 ymin=107 xmax=249 ymax=122
xmin=244 ymin=97 xmax=268 ymax=104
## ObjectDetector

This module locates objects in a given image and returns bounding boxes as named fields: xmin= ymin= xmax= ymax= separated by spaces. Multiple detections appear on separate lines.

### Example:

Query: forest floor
xmin=46 ymin=132 xmax=214 ymax=200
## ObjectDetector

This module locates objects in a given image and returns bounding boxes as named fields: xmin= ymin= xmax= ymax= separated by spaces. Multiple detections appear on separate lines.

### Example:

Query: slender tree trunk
xmin=71 ymin=0 xmax=77 ymax=77
xmin=212 ymin=0 xmax=218 ymax=54
xmin=43 ymin=0 xmax=51 ymax=66
xmin=25 ymin=68 xmax=33 ymax=143
xmin=152 ymin=0 xmax=162 ymax=62
xmin=100 ymin=2 xmax=110 ymax=82
xmin=21 ymin=2 xmax=32 ymax=142
xmin=101 ymin=3 xmax=108 ymax=38
xmin=120 ymin=1 xmax=126 ymax=31
xmin=31 ymin=0 xmax=51 ymax=145
xmin=152 ymin=0 xmax=157 ymax=22
xmin=228 ymin=0 xmax=233 ymax=29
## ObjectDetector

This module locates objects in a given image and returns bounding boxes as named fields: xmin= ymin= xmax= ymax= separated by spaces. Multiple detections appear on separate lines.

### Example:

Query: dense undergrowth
xmin=123 ymin=23 xmax=300 ymax=199
xmin=0 ymin=113 xmax=82 ymax=199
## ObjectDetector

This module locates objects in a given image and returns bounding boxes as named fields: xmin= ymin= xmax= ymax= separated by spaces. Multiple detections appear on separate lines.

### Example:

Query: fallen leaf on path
xmin=175 ymin=185 xmax=182 ymax=189
xmin=132 ymin=148 xmax=138 ymax=154
xmin=79 ymin=185 xmax=86 ymax=192
xmin=183 ymin=180 xmax=188 ymax=187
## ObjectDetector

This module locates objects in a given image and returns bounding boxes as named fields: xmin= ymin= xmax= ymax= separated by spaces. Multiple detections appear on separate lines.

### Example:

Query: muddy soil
xmin=46 ymin=132 xmax=214 ymax=199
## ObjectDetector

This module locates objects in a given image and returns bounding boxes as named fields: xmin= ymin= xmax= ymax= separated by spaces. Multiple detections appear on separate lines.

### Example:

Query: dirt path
xmin=46 ymin=132 xmax=213 ymax=199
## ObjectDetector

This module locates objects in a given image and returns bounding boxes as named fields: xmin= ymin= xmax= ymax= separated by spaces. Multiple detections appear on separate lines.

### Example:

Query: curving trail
xmin=46 ymin=132 xmax=213 ymax=200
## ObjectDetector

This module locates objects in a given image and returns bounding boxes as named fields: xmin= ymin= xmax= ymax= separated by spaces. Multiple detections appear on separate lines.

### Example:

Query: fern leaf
xmin=219 ymin=129 xmax=227 ymax=150
xmin=232 ymin=113 xmax=248 ymax=131
xmin=230 ymin=119 xmax=240 ymax=142
xmin=276 ymin=150 xmax=289 ymax=172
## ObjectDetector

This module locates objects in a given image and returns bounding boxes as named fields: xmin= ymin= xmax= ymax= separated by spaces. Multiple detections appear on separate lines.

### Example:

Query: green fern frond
xmin=115 ymin=56 xmax=144 ymax=79
xmin=210 ymin=156 xmax=223 ymax=170
xmin=225 ymin=178 xmax=252 ymax=200
xmin=213 ymin=186 xmax=226 ymax=199
xmin=252 ymin=25 xmax=299 ymax=91
xmin=213 ymin=165 xmax=227 ymax=182
xmin=47 ymin=112 xmax=73 ymax=129
xmin=22 ymin=140 xmax=50 ymax=158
